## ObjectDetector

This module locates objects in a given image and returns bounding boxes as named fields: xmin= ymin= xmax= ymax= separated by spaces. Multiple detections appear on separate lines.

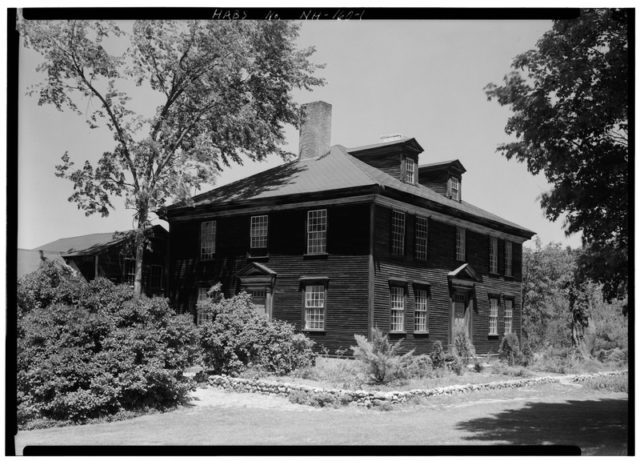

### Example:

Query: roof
xmin=33 ymin=225 xmax=168 ymax=257
xmin=419 ymin=159 xmax=467 ymax=174
xmin=17 ymin=249 xmax=66 ymax=279
xmin=166 ymin=144 xmax=534 ymax=237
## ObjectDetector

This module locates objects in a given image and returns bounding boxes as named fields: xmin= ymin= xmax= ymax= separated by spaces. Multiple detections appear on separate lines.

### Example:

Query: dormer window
xmin=447 ymin=176 xmax=461 ymax=201
xmin=402 ymin=156 xmax=416 ymax=184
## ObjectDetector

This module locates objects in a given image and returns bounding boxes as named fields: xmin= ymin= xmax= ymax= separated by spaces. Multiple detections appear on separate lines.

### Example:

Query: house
xmin=160 ymin=101 xmax=535 ymax=355
xmin=27 ymin=225 xmax=168 ymax=297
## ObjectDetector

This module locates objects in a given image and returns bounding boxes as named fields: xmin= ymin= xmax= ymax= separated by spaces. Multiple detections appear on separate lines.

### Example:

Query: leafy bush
xmin=17 ymin=277 xmax=200 ymax=425
xmin=499 ymin=333 xmax=523 ymax=366
xmin=351 ymin=328 xmax=415 ymax=384
xmin=581 ymin=374 xmax=628 ymax=393
xmin=453 ymin=329 xmax=476 ymax=365
xmin=474 ymin=361 xmax=485 ymax=373
xmin=402 ymin=354 xmax=434 ymax=380
xmin=445 ymin=354 xmax=464 ymax=375
xmin=198 ymin=290 xmax=315 ymax=376
xmin=288 ymin=390 xmax=347 ymax=408
xmin=430 ymin=340 xmax=446 ymax=369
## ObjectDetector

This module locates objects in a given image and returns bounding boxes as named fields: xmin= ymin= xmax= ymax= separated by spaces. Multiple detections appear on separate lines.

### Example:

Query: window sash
xmin=489 ymin=237 xmax=498 ymax=273
xmin=504 ymin=299 xmax=513 ymax=334
xmin=200 ymin=221 xmax=216 ymax=260
xmin=448 ymin=177 xmax=460 ymax=200
xmin=124 ymin=258 xmax=136 ymax=285
xmin=456 ymin=227 xmax=466 ymax=261
xmin=390 ymin=286 xmax=405 ymax=332
xmin=304 ymin=284 xmax=325 ymax=330
xmin=250 ymin=215 xmax=269 ymax=249
xmin=415 ymin=216 xmax=428 ymax=261
xmin=403 ymin=157 xmax=416 ymax=184
xmin=306 ymin=209 xmax=327 ymax=254
xmin=489 ymin=297 xmax=499 ymax=335
xmin=415 ymin=288 xmax=429 ymax=332
xmin=391 ymin=210 xmax=405 ymax=256
xmin=505 ymin=241 xmax=513 ymax=276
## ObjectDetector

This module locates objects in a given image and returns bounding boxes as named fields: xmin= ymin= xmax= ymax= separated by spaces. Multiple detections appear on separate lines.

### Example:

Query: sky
xmin=17 ymin=18 xmax=584 ymax=250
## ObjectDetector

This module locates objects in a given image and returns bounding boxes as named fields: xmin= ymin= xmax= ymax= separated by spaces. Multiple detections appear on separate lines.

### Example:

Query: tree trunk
xmin=133 ymin=207 xmax=148 ymax=299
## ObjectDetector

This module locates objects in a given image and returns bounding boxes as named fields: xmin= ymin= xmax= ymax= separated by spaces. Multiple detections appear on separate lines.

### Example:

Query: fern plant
xmin=351 ymin=328 xmax=415 ymax=384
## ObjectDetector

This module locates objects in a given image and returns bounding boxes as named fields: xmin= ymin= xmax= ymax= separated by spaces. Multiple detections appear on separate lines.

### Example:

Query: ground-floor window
xmin=414 ymin=287 xmax=429 ymax=333
xmin=489 ymin=296 xmax=499 ymax=336
xmin=390 ymin=286 xmax=405 ymax=332
xmin=197 ymin=286 xmax=213 ymax=325
xmin=504 ymin=299 xmax=513 ymax=334
xmin=304 ymin=284 xmax=326 ymax=330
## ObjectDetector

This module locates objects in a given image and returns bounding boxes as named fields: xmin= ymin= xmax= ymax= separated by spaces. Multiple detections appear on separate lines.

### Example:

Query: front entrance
xmin=450 ymin=291 xmax=473 ymax=348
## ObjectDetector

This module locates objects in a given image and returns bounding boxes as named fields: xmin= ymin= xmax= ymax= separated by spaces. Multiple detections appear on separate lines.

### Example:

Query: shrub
xmin=499 ymin=333 xmax=523 ymax=366
xmin=453 ymin=329 xmax=476 ymax=365
xmin=288 ymin=390 xmax=343 ymax=408
xmin=198 ymin=290 xmax=315 ymax=376
xmin=446 ymin=354 xmax=464 ymax=375
xmin=351 ymin=328 xmax=415 ymax=384
xmin=17 ymin=277 xmax=200 ymax=425
xmin=430 ymin=340 xmax=446 ymax=369
xmin=581 ymin=374 xmax=628 ymax=393
xmin=474 ymin=361 xmax=484 ymax=373
xmin=402 ymin=354 xmax=434 ymax=380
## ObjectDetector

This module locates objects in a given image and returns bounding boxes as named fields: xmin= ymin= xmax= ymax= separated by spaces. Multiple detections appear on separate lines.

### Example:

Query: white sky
xmin=17 ymin=18 xmax=585 ymax=250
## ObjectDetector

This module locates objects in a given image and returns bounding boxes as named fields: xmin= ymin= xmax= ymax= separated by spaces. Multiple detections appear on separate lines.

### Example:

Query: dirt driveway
xmin=14 ymin=382 xmax=628 ymax=455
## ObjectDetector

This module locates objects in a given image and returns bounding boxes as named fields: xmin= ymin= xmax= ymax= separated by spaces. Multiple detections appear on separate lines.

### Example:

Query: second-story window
xmin=250 ymin=215 xmax=269 ymax=249
xmin=403 ymin=156 xmax=416 ymax=184
xmin=456 ymin=227 xmax=466 ymax=261
xmin=505 ymin=240 xmax=513 ymax=276
xmin=415 ymin=216 xmax=428 ymax=261
xmin=200 ymin=220 xmax=216 ymax=261
xmin=307 ymin=209 xmax=327 ymax=254
xmin=447 ymin=176 xmax=461 ymax=201
xmin=489 ymin=236 xmax=498 ymax=273
xmin=391 ymin=210 xmax=405 ymax=256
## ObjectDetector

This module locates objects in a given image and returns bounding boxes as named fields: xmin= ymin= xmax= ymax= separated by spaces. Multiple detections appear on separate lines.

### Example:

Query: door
xmin=451 ymin=292 xmax=472 ymax=342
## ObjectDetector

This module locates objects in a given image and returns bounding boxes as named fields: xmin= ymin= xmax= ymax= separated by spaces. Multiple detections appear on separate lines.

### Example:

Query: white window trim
xmin=390 ymin=286 xmax=406 ymax=332
xmin=200 ymin=220 xmax=216 ymax=261
xmin=415 ymin=216 xmax=428 ymax=261
xmin=489 ymin=297 xmax=499 ymax=336
xmin=250 ymin=215 xmax=269 ymax=249
xmin=456 ymin=227 xmax=466 ymax=261
xmin=414 ymin=287 xmax=429 ymax=333
xmin=391 ymin=210 xmax=406 ymax=256
xmin=306 ymin=209 xmax=328 ymax=255
xmin=304 ymin=284 xmax=326 ymax=331
xmin=489 ymin=236 xmax=498 ymax=274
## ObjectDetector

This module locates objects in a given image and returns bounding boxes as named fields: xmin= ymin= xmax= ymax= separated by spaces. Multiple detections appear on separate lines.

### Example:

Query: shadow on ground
xmin=456 ymin=397 xmax=628 ymax=455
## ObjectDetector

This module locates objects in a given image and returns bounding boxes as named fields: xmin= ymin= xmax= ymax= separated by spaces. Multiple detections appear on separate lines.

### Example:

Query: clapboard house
xmin=161 ymin=101 xmax=535 ymax=354
xmin=32 ymin=225 xmax=168 ymax=297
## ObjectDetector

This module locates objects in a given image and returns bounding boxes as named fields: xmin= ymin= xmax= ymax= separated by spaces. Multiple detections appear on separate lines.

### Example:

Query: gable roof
xmin=419 ymin=159 xmax=467 ymax=175
xmin=165 ymin=145 xmax=534 ymax=237
xmin=33 ymin=225 xmax=168 ymax=257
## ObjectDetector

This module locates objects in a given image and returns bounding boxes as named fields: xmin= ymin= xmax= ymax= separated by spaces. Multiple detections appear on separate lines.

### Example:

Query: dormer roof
xmin=347 ymin=137 xmax=424 ymax=159
xmin=419 ymin=159 xmax=466 ymax=175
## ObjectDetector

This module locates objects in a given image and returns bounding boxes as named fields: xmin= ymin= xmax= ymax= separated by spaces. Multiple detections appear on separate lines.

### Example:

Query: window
xmin=304 ymin=285 xmax=326 ymax=330
xmin=307 ymin=209 xmax=327 ymax=254
xmin=124 ymin=258 xmax=135 ymax=285
xmin=390 ymin=286 xmax=405 ymax=332
xmin=248 ymin=288 xmax=268 ymax=317
xmin=504 ymin=299 xmax=513 ymax=334
xmin=197 ymin=286 xmax=213 ymax=325
xmin=403 ymin=156 xmax=416 ymax=184
xmin=147 ymin=265 xmax=163 ymax=290
xmin=250 ymin=215 xmax=269 ymax=249
xmin=200 ymin=221 xmax=216 ymax=260
xmin=489 ymin=297 xmax=499 ymax=336
xmin=505 ymin=241 xmax=513 ymax=276
xmin=447 ymin=176 xmax=460 ymax=201
xmin=391 ymin=210 xmax=405 ymax=256
xmin=489 ymin=236 xmax=498 ymax=273
xmin=456 ymin=227 xmax=466 ymax=261
xmin=414 ymin=288 xmax=429 ymax=333
xmin=415 ymin=216 xmax=428 ymax=261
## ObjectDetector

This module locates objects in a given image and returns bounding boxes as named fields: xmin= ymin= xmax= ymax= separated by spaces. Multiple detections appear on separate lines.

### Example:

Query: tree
xmin=20 ymin=18 xmax=324 ymax=297
xmin=485 ymin=9 xmax=629 ymax=304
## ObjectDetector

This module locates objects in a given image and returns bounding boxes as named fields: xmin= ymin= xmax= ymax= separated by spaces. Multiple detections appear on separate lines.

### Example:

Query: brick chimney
xmin=298 ymin=101 xmax=332 ymax=160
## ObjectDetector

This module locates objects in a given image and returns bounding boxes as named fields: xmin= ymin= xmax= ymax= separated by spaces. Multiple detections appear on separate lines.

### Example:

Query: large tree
xmin=485 ymin=9 xmax=629 ymax=304
xmin=20 ymin=18 xmax=324 ymax=296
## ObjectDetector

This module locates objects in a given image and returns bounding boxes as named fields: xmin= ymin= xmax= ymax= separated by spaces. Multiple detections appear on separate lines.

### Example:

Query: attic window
xmin=402 ymin=156 xmax=416 ymax=184
xmin=447 ymin=176 xmax=461 ymax=201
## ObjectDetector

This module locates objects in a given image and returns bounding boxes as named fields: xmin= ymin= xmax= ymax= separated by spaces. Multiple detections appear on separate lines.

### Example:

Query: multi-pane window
xmin=489 ymin=297 xmax=499 ymax=336
xmin=250 ymin=215 xmax=269 ymax=249
xmin=456 ymin=227 xmax=466 ymax=261
xmin=447 ymin=176 xmax=460 ymax=201
xmin=148 ymin=265 xmax=163 ymax=290
xmin=504 ymin=299 xmax=513 ymax=334
xmin=248 ymin=288 xmax=268 ymax=317
xmin=197 ymin=286 xmax=213 ymax=325
xmin=307 ymin=209 xmax=327 ymax=254
xmin=415 ymin=216 xmax=428 ymax=261
xmin=304 ymin=284 xmax=325 ymax=330
xmin=200 ymin=221 xmax=216 ymax=260
xmin=489 ymin=236 xmax=498 ymax=273
xmin=390 ymin=286 xmax=405 ymax=332
xmin=505 ymin=241 xmax=513 ymax=276
xmin=414 ymin=288 xmax=429 ymax=333
xmin=403 ymin=156 xmax=416 ymax=184
xmin=391 ymin=210 xmax=405 ymax=256
xmin=124 ymin=258 xmax=136 ymax=285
